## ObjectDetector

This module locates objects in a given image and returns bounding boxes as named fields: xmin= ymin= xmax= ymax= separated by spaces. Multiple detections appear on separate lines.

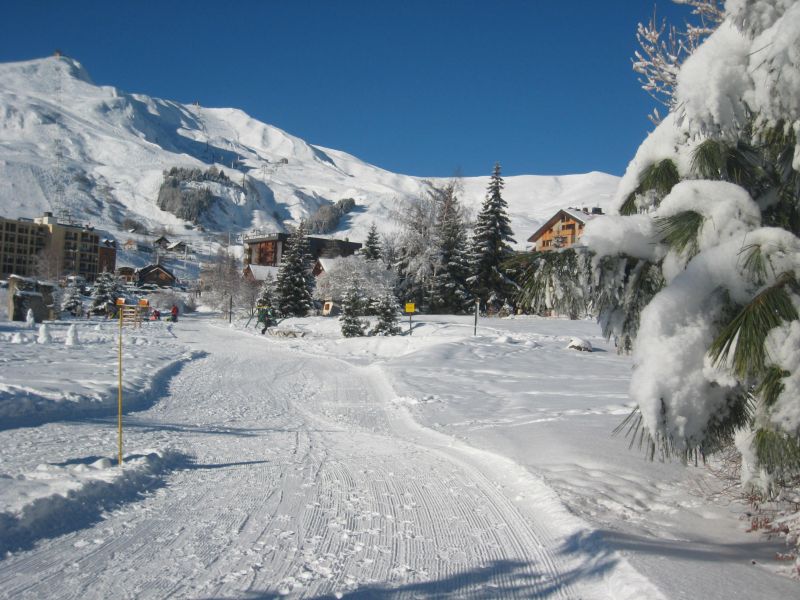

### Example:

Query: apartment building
xmin=0 ymin=212 xmax=110 ymax=281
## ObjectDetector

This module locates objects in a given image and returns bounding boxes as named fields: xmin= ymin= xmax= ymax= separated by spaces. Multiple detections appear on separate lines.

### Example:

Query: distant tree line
xmin=306 ymin=198 xmax=356 ymax=234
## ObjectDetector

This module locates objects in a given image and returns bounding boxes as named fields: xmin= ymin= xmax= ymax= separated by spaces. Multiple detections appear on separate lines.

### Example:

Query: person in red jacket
xmin=170 ymin=304 xmax=179 ymax=323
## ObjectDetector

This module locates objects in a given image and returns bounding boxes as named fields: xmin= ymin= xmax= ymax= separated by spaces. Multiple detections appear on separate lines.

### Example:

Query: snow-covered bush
xmin=339 ymin=282 xmax=366 ymax=338
xmin=370 ymin=293 xmax=402 ymax=336
xmin=60 ymin=281 xmax=84 ymax=316
xmin=89 ymin=271 xmax=124 ymax=316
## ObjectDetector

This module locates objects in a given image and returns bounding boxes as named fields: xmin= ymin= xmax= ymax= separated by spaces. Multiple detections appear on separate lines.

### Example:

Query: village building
xmin=243 ymin=263 xmax=280 ymax=283
xmin=527 ymin=207 xmax=604 ymax=252
xmin=243 ymin=231 xmax=362 ymax=268
xmin=153 ymin=235 xmax=171 ymax=250
xmin=0 ymin=212 xmax=109 ymax=281
xmin=137 ymin=263 xmax=177 ymax=288
xmin=116 ymin=266 xmax=137 ymax=283
xmin=98 ymin=237 xmax=117 ymax=274
xmin=166 ymin=240 xmax=189 ymax=254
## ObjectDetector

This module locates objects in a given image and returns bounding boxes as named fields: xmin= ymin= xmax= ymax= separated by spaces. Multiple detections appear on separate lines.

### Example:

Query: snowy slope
xmin=0 ymin=56 xmax=618 ymax=250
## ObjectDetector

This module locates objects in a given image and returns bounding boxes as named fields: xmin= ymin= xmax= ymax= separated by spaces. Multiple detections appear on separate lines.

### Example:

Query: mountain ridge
xmin=0 ymin=56 xmax=618 ymax=255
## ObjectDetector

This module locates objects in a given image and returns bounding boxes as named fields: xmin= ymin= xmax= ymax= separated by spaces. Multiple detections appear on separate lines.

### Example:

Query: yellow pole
xmin=118 ymin=306 xmax=123 ymax=468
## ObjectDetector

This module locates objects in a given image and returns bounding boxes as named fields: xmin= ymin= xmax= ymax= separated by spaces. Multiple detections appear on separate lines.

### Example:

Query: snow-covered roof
xmin=246 ymin=264 xmax=280 ymax=281
xmin=316 ymin=257 xmax=346 ymax=273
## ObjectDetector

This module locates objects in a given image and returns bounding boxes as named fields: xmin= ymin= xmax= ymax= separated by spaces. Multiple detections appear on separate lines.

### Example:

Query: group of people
xmin=150 ymin=304 xmax=180 ymax=322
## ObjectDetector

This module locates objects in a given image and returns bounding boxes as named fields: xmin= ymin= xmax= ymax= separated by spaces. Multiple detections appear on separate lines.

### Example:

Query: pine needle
xmin=708 ymin=272 xmax=799 ymax=379
xmin=656 ymin=210 xmax=703 ymax=256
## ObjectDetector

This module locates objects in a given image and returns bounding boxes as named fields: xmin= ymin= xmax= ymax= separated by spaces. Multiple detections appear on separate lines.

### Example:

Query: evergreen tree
xmin=256 ymin=273 xmax=276 ymax=308
xmin=60 ymin=281 xmax=83 ymax=316
xmin=276 ymin=224 xmax=315 ymax=317
xmin=370 ymin=292 xmax=402 ymax=336
xmin=89 ymin=271 xmax=123 ymax=315
xmin=361 ymin=223 xmax=382 ymax=261
xmin=469 ymin=163 xmax=516 ymax=310
xmin=517 ymin=2 xmax=800 ymax=488
xmin=430 ymin=184 xmax=473 ymax=314
xmin=339 ymin=281 xmax=366 ymax=337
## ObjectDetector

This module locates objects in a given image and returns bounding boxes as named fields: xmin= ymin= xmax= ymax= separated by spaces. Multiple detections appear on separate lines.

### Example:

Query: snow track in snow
xmin=0 ymin=317 xmax=651 ymax=598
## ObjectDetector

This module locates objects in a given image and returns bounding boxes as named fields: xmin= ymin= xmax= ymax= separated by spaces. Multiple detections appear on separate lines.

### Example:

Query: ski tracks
xmin=0 ymin=320 xmax=597 ymax=598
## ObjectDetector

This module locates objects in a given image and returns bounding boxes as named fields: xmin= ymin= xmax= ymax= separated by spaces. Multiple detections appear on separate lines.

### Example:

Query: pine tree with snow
xmin=276 ymin=224 xmax=315 ymax=317
xmin=339 ymin=281 xmax=366 ymax=337
xmin=370 ymin=292 xmax=402 ymax=336
xmin=89 ymin=271 xmax=123 ymax=316
xmin=469 ymin=163 xmax=516 ymax=311
xmin=256 ymin=273 xmax=276 ymax=309
xmin=518 ymin=2 xmax=800 ymax=506
xmin=430 ymin=183 xmax=473 ymax=314
xmin=60 ymin=281 xmax=83 ymax=316
xmin=361 ymin=223 xmax=382 ymax=262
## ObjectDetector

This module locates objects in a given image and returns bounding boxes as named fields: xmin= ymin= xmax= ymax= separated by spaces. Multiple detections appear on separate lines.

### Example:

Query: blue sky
xmin=1 ymin=1 xmax=692 ymax=178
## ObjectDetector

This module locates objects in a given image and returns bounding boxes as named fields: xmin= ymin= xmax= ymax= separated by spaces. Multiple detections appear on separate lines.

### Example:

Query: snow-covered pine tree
xmin=89 ymin=271 xmax=123 ymax=315
xmin=256 ymin=273 xmax=276 ymax=308
xmin=60 ymin=280 xmax=83 ymax=316
xmin=370 ymin=292 xmax=402 ymax=336
xmin=276 ymin=224 xmax=314 ymax=317
xmin=339 ymin=280 xmax=366 ymax=337
xmin=429 ymin=183 xmax=473 ymax=314
xmin=520 ymin=3 xmax=800 ymax=545
xmin=469 ymin=163 xmax=516 ymax=311
xmin=361 ymin=223 xmax=382 ymax=262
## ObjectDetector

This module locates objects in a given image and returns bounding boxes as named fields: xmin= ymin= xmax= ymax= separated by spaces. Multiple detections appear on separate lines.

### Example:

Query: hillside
xmin=0 ymin=56 xmax=618 ymax=255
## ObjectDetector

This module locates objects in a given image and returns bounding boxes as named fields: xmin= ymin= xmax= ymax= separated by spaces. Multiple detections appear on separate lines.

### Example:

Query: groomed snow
xmin=0 ymin=313 xmax=796 ymax=598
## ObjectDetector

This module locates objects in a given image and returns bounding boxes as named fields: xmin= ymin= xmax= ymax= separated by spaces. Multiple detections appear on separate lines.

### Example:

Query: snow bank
xmin=0 ymin=449 xmax=185 ymax=555
xmin=0 ymin=319 xmax=198 ymax=428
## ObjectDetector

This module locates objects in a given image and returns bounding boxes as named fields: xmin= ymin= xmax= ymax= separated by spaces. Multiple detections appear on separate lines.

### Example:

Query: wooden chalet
xmin=153 ymin=236 xmax=171 ymax=250
xmin=137 ymin=264 xmax=176 ymax=287
xmin=527 ymin=207 xmax=603 ymax=252
xmin=167 ymin=240 xmax=189 ymax=254
xmin=243 ymin=231 xmax=362 ymax=268
xmin=116 ymin=266 xmax=137 ymax=283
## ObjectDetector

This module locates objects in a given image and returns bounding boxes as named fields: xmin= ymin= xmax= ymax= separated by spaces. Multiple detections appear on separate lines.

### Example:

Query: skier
xmin=170 ymin=304 xmax=179 ymax=323
xmin=256 ymin=305 xmax=274 ymax=334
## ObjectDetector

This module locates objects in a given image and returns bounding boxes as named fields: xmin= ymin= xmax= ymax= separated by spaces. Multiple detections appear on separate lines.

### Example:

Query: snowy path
xmin=0 ymin=316 xmax=619 ymax=598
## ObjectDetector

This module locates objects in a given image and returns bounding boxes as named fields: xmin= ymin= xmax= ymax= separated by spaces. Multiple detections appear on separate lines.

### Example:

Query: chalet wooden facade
xmin=137 ymin=264 xmax=176 ymax=287
xmin=527 ymin=207 xmax=603 ymax=253
xmin=243 ymin=231 xmax=362 ymax=267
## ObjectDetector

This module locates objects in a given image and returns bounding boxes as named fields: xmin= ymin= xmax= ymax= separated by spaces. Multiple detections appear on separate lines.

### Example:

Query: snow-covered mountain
xmin=0 ymin=56 xmax=618 ymax=252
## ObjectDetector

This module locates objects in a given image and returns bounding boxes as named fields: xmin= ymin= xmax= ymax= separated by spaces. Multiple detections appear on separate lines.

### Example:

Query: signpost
xmin=114 ymin=298 xmax=149 ymax=468
xmin=115 ymin=298 xmax=125 ymax=467
xmin=405 ymin=302 xmax=415 ymax=335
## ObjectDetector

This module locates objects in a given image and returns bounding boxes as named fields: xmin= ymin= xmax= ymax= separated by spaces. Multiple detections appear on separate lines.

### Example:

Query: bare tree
xmin=632 ymin=0 xmax=724 ymax=123
xmin=34 ymin=241 xmax=63 ymax=282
